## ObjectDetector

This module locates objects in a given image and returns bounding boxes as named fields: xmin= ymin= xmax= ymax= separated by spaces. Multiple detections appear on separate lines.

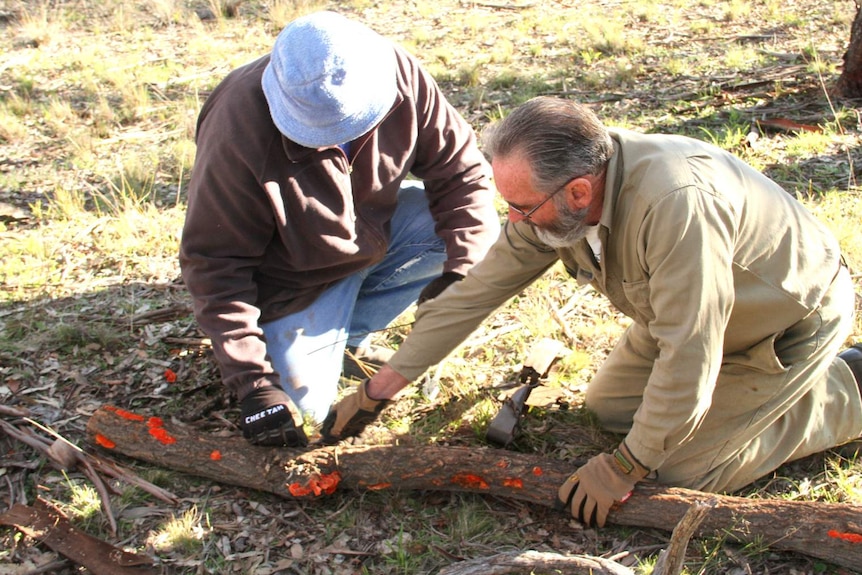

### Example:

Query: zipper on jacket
xmin=345 ymin=96 xmax=401 ymax=174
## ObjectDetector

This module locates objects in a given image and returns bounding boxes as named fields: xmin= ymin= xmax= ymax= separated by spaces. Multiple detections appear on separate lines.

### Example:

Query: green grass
xmin=1 ymin=0 xmax=861 ymax=573
xmin=147 ymin=505 xmax=209 ymax=554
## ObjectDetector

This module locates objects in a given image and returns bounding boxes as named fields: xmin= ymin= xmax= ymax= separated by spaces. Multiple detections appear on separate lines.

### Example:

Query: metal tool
xmin=486 ymin=338 xmax=567 ymax=447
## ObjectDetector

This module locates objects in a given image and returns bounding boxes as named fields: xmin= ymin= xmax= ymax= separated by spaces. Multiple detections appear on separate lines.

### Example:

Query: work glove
xmin=557 ymin=442 xmax=649 ymax=527
xmin=417 ymin=272 xmax=464 ymax=305
xmin=239 ymin=385 xmax=308 ymax=447
xmin=320 ymin=379 xmax=390 ymax=444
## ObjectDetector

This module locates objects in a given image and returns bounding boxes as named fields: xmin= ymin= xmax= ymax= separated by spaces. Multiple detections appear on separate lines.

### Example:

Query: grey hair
xmin=482 ymin=97 xmax=614 ymax=194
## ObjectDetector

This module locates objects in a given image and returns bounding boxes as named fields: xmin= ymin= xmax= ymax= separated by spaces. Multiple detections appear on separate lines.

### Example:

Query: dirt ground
xmin=2 ymin=0 xmax=862 ymax=573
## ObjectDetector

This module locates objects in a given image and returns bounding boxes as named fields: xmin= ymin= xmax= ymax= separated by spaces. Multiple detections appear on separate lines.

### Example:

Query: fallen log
xmin=0 ymin=412 xmax=178 ymax=540
xmin=86 ymin=405 xmax=862 ymax=571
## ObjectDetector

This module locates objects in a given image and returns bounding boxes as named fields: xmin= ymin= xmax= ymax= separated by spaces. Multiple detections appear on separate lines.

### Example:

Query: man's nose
xmin=507 ymin=206 xmax=526 ymax=223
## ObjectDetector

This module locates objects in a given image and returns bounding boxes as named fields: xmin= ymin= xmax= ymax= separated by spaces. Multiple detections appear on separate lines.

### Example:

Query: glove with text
xmin=239 ymin=385 xmax=308 ymax=447
xmin=557 ymin=442 xmax=649 ymax=527
xmin=417 ymin=272 xmax=464 ymax=305
xmin=320 ymin=379 xmax=390 ymax=444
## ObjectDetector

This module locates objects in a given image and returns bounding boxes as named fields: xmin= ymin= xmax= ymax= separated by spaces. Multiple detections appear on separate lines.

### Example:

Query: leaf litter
xmin=1 ymin=0 xmax=861 ymax=573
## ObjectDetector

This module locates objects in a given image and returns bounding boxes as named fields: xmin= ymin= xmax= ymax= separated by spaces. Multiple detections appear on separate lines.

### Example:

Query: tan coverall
xmin=389 ymin=128 xmax=861 ymax=492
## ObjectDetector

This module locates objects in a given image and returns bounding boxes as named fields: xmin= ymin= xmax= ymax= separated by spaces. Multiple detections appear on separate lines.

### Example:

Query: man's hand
xmin=557 ymin=442 xmax=649 ymax=527
xmin=320 ymin=379 xmax=389 ymax=444
xmin=239 ymin=385 xmax=308 ymax=447
xmin=417 ymin=272 xmax=464 ymax=304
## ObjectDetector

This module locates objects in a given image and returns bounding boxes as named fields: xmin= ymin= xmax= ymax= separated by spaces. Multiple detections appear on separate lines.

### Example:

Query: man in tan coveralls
xmin=321 ymin=97 xmax=862 ymax=528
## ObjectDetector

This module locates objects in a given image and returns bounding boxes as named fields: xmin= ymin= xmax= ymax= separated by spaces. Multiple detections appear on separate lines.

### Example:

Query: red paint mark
xmin=828 ymin=529 xmax=862 ymax=543
xmin=503 ymin=477 xmax=523 ymax=489
xmin=164 ymin=368 xmax=177 ymax=383
xmin=146 ymin=416 xmax=176 ymax=445
xmin=532 ymin=466 xmax=543 ymax=476
xmin=314 ymin=472 xmax=341 ymax=495
xmin=451 ymin=473 xmax=489 ymax=489
xmin=210 ymin=450 xmax=222 ymax=461
xmin=289 ymin=483 xmax=313 ymax=497
xmin=366 ymin=482 xmax=392 ymax=491
xmin=288 ymin=472 xmax=342 ymax=498
xmin=148 ymin=426 xmax=176 ymax=445
xmin=104 ymin=405 xmax=145 ymax=422
xmin=94 ymin=434 xmax=116 ymax=449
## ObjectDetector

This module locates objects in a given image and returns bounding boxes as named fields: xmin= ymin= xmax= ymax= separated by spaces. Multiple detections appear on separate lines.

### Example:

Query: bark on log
xmin=0 ymin=498 xmax=157 ymax=575
xmin=837 ymin=1 xmax=862 ymax=97
xmin=86 ymin=406 xmax=862 ymax=571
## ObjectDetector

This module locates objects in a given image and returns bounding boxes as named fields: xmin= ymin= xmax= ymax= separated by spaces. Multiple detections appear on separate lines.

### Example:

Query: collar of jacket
xmin=599 ymin=132 xmax=624 ymax=233
xmin=280 ymin=91 xmax=406 ymax=162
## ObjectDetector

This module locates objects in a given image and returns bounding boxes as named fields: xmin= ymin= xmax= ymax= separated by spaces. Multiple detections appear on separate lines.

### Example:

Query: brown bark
xmin=0 ymin=498 xmax=157 ymax=575
xmin=86 ymin=406 xmax=862 ymax=571
xmin=837 ymin=1 xmax=862 ymax=97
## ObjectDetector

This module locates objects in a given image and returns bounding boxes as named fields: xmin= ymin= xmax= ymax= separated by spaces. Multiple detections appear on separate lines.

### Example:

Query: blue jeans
xmin=261 ymin=183 xmax=446 ymax=422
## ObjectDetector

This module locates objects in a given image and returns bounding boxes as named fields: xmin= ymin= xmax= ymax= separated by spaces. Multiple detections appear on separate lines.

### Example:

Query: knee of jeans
xmin=286 ymin=378 xmax=339 ymax=424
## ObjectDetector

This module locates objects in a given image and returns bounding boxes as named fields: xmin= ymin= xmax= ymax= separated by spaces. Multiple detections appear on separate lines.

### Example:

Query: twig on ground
xmin=652 ymin=499 xmax=715 ymax=575
xmin=0 ymin=404 xmax=30 ymax=418
xmin=542 ymin=292 xmax=578 ymax=347
xmin=126 ymin=304 xmax=193 ymax=326
xmin=436 ymin=549 xmax=635 ymax=575
xmin=0 ymin=413 xmax=179 ymax=535
xmin=0 ymin=498 xmax=157 ymax=575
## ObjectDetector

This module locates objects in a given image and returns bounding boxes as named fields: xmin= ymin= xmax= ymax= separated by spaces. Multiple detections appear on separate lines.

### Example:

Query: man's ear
xmin=565 ymin=177 xmax=594 ymax=210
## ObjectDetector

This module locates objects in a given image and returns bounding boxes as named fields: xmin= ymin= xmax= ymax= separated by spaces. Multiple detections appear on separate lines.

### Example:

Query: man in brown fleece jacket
xmin=179 ymin=11 xmax=500 ymax=446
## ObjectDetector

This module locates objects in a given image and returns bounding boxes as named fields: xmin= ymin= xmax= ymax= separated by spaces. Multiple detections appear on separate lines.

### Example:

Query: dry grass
xmin=1 ymin=0 xmax=861 ymax=573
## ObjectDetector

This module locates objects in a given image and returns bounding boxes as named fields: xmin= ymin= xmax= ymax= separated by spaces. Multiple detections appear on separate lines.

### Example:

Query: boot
xmin=839 ymin=343 xmax=862 ymax=391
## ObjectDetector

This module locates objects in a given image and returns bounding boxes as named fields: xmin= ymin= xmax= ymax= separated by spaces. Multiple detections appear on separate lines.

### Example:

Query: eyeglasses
xmin=506 ymin=176 xmax=578 ymax=221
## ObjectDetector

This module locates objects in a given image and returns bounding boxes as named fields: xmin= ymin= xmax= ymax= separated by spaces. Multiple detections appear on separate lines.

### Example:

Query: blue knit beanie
xmin=261 ymin=11 xmax=397 ymax=148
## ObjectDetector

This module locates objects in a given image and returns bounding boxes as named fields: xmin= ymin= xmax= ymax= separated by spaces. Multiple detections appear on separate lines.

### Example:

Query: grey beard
xmin=534 ymin=202 xmax=591 ymax=249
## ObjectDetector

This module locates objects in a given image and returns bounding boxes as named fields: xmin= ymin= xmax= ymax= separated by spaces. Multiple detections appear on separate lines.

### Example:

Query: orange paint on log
xmin=502 ymin=477 xmax=523 ymax=489
xmin=495 ymin=460 xmax=509 ymax=468
xmin=104 ymin=405 xmax=145 ymax=422
xmin=451 ymin=473 xmax=489 ymax=489
xmin=287 ymin=471 xmax=342 ymax=498
xmin=828 ymin=530 xmax=862 ymax=543
xmin=148 ymin=426 xmax=177 ymax=445
xmin=145 ymin=417 xmax=176 ymax=445
xmin=288 ymin=483 xmax=313 ymax=497
xmin=210 ymin=450 xmax=222 ymax=461
xmin=366 ymin=482 xmax=392 ymax=491
xmin=164 ymin=368 xmax=177 ymax=382
xmin=315 ymin=472 xmax=341 ymax=495
xmin=532 ymin=466 xmax=543 ymax=476
xmin=94 ymin=434 xmax=116 ymax=449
